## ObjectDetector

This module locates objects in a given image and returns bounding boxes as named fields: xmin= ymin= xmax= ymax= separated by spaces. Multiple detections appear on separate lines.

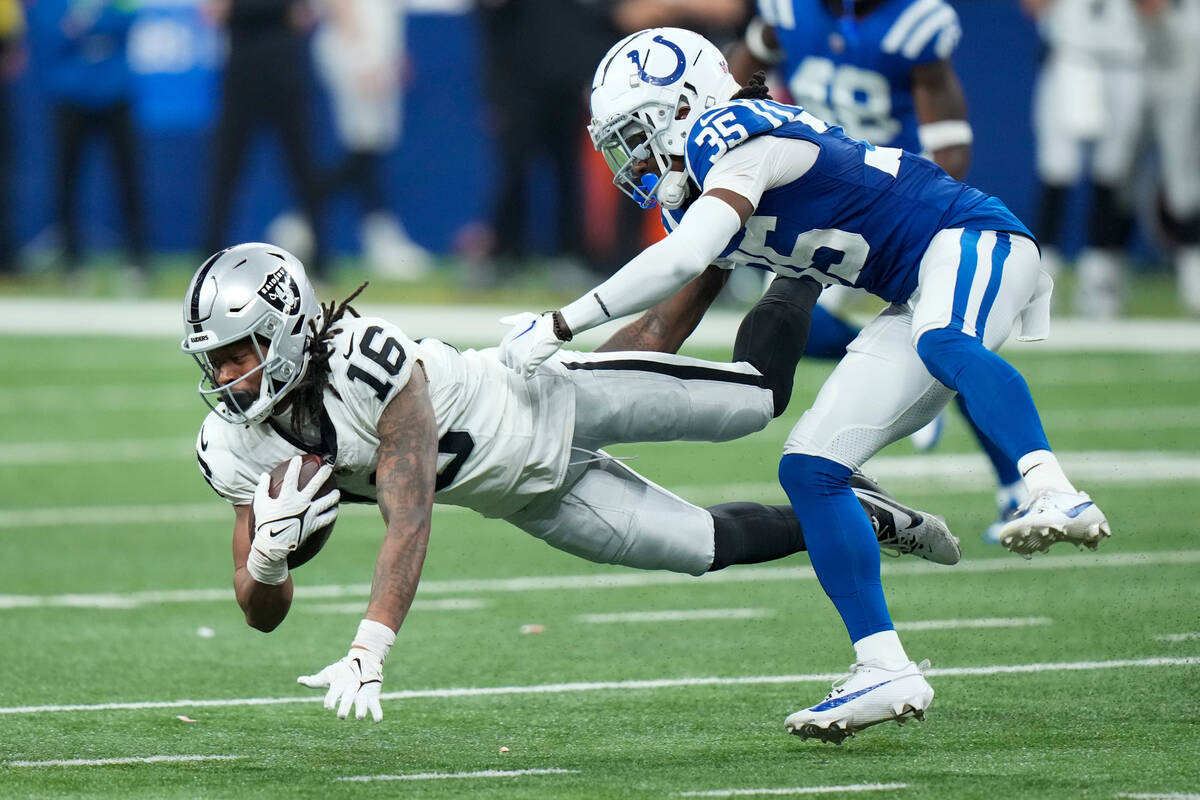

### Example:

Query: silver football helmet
xmin=589 ymin=28 xmax=739 ymax=210
xmin=181 ymin=243 xmax=322 ymax=424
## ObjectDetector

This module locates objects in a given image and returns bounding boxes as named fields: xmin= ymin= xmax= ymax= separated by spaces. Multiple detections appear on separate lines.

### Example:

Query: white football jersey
xmin=1038 ymin=0 xmax=1145 ymax=62
xmin=195 ymin=316 xmax=575 ymax=518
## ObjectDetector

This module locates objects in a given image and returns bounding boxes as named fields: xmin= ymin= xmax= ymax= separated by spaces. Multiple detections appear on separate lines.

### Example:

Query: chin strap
xmin=656 ymin=170 xmax=690 ymax=209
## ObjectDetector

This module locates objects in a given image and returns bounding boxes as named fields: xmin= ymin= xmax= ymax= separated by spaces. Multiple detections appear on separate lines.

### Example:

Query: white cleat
xmin=851 ymin=473 xmax=962 ymax=566
xmin=785 ymin=660 xmax=934 ymax=745
xmin=997 ymin=489 xmax=1111 ymax=558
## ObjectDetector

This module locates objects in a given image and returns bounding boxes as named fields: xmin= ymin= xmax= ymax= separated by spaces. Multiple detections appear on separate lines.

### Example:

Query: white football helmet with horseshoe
xmin=588 ymin=28 xmax=739 ymax=210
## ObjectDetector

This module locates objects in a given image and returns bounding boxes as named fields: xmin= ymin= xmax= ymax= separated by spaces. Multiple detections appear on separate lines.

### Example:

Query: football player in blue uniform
xmin=500 ymin=28 xmax=1111 ymax=743
xmin=735 ymin=0 xmax=971 ymax=178
xmin=730 ymin=0 xmax=1028 ymax=542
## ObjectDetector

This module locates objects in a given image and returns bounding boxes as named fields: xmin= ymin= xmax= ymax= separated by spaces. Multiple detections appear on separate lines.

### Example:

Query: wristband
xmin=352 ymin=618 xmax=397 ymax=662
xmin=246 ymin=547 xmax=289 ymax=586
xmin=745 ymin=17 xmax=784 ymax=65
xmin=551 ymin=310 xmax=573 ymax=342
xmin=918 ymin=120 xmax=973 ymax=153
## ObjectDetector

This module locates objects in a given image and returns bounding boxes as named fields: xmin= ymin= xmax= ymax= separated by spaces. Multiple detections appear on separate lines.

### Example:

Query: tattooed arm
xmin=294 ymin=366 xmax=438 ymax=721
xmin=364 ymin=365 xmax=439 ymax=632
xmin=597 ymin=265 xmax=731 ymax=354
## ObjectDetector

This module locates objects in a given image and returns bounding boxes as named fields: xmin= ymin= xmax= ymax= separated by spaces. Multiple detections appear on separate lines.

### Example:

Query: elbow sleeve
xmin=561 ymin=195 xmax=743 ymax=333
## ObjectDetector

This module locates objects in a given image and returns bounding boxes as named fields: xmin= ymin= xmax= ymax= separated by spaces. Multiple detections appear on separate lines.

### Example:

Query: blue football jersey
xmin=665 ymin=99 xmax=1030 ymax=303
xmin=758 ymin=0 xmax=962 ymax=151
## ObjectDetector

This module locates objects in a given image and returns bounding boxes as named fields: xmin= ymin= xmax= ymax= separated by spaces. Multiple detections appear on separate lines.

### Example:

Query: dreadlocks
xmin=732 ymin=71 xmax=773 ymax=101
xmin=286 ymin=281 xmax=369 ymax=433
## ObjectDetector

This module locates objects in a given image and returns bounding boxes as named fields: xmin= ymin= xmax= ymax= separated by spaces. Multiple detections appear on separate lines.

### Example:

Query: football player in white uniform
xmin=182 ymin=242 xmax=960 ymax=724
xmin=1026 ymin=0 xmax=1147 ymax=317
xmin=1141 ymin=0 xmax=1200 ymax=314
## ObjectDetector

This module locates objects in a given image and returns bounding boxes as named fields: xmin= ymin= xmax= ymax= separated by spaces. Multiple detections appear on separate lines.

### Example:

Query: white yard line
xmin=2 ymin=452 xmax=1197 ymax=528
xmin=580 ymin=609 xmax=774 ymax=624
xmin=894 ymin=617 xmax=1051 ymax=631
xmin=1 ymin=550 xmax=1197 ymax=610
xmin=3 ymin=298 xmax=1200 ymax=351
xmin=1116 ymin=794 xmax=1200 ymax=800
xmin=0 ymin=657 xmax=1195 ymax=716
xmin=338 ymin=768 xmax=578 ymax=782
xmin=676 ymin=783 xmax=908 ymax=797
xmin=1155 ymin=633 xmax=1200 ymax=643
xmin=0 ymin=386 xmax=192 ymax=414
xmin=0 ymin=437 xmax=193 ymax=464
xmin=304 ymin=598 xmax=490 ymax=614
xmin=6 ymin=754 xmax=243 ymax=767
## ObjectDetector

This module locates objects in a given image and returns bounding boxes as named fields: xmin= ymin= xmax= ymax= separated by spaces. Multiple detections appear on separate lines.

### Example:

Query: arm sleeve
xmin=559 ymin=195 xmax=745 ymax=334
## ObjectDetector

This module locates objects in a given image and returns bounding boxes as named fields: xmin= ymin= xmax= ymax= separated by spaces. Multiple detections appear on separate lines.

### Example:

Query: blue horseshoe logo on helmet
xmin=627 ymin=35 xmax=686 ymax=87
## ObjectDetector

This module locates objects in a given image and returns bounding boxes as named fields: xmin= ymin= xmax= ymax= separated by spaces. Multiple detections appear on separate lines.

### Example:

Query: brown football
xmin=249 ymin=454 xmax=338 ymax=569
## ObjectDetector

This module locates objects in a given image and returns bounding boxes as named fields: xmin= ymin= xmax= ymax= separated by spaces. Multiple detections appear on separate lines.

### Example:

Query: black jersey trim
xmin=265 ymin=406 xmax=338 ymax=463
xmin=559 ymin=358 xmax=765 ymax=387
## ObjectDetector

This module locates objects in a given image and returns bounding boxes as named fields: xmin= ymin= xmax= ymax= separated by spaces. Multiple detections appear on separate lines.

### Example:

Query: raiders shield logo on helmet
xmin=258 ymin=268 xmax=301 ymax=315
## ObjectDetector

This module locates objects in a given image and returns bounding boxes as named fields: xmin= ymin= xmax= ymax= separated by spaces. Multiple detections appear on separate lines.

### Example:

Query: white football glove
xmin=298 ymin=620 xmax=395 ymax=722
xmin=247 ymin=456 xmax=340 ymax=585
xmin=499 ymin=311 xmax=565 ymax=377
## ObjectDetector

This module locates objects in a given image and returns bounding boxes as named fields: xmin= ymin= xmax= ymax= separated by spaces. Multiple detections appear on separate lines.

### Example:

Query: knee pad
xmin=914 ymin=327 xmax=979 ymax=391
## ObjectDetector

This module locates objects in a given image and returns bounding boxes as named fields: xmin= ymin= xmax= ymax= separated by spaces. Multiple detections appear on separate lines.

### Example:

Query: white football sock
xmin=853 ymin=630 xmax=910 ymax=669
xmin=996 ymin=480 xmax=1029 ymax=510
xmin=1018 ymin=449 xmax=1077 ymax=495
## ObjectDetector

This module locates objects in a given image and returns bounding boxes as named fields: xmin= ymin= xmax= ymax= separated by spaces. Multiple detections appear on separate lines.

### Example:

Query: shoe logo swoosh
xmin=199 ymin=426 xmax=208 ymax=451
xmin=342 ymin=335 xmax=356 ymax=360
xmin=857 ymin=490 xmax=916 ymax=530
xmin=1064 ymin=501 xmax=1094 ymax=519
xmin=809 ymin=679 xmax=895 ymax=712
xmin=258 ymin=511 xmax=306 ymax=539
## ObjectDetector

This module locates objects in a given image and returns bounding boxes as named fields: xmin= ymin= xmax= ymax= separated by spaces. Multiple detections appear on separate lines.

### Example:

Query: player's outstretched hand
xmin=297 ymin=648 xmax=384 ymax=722
xmin=499 ymin=311 xmax=564 ymax=377
xmin=252 ymin=456 xmax=340 ymax=558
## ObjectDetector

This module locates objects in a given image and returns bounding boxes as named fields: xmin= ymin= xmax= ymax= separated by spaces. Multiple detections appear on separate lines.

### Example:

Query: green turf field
xmin=0 ymin=332 xmax=1198 ymax=799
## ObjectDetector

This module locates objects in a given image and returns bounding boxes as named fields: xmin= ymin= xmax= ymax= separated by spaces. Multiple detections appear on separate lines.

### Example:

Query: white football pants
xmin=783 ymin=229 xmax=1047 ymax=469
xmin=506 ymin=351 xmax=774 ymax=576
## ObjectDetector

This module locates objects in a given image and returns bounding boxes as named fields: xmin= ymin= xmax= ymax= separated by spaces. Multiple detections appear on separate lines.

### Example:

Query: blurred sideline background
xmin=2 ymin=0 xmax=1189 ymax=310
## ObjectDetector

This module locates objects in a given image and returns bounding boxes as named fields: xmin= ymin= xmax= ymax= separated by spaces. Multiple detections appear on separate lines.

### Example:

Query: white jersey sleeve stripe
xmin=933 ymin=21 xmax=962 ymax=60
xmin=881 ymin=0 xmax=943 ymax=53
xmin=901 ymin=5 xmax=960 ymax=60
xmin=760 ymin=0 xmax=796 ymax=30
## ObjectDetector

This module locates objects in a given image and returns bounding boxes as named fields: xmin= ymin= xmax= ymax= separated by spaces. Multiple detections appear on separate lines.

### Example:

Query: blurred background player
xmin=730 ymin=0 xmax=1028 ymax=541
xmin=473 ymin=0 xmax=747 ymax=286
xmin=1141 ymin=0 xmax=1200 ymax=315
xmin=202 ymin=0 xmax=327 ymax=277
xmin=1025 ymin=0 xmax=1146 ymax=318
xmin=311 ymin=0 xmax=433 ymax=281
xmin=0 ymin=0 xmax=24 ymax=275
xmin=25 ymin=0 xmax=148 ymax=287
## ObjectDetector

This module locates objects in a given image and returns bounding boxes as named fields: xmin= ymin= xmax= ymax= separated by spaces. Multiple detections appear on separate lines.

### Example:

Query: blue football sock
xmin=803 ymin=305 xmax=860 ymax=361
xmin=778 ymin=453 xmax=893 ymax=642
xmin=955 ymin=393 xmax=1022 ymax=485
xmin=918 ymin=328 xmax=1050 ymax=465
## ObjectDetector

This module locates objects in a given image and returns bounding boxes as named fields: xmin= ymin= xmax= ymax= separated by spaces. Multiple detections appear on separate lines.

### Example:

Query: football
xmin=250 ymin=454 xmax=338 ymax=569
